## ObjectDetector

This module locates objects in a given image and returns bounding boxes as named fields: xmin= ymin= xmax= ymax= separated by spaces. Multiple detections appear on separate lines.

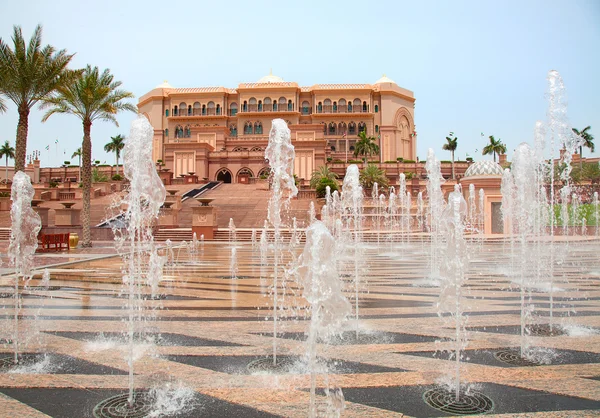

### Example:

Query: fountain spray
xmin=299 ymin=221 xmax=351 ymax=418
xmin=8 ymin=172 xmax=42 ymax=364
xmin=118 ymin=115 xmax=166 ymax=406
xmin=265 ymin=119 xmax=298 ymax=365
xmin=341 ymin=165 xmax=363 ymax=335
xmin=438 ymin=184 xmax=468 ymax=399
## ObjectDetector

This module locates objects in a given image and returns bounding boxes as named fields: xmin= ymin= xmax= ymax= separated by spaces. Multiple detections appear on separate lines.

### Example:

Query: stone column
xmin=191 ymin=198 xmax=217 ymax=240
xmin=55 ymin=207 xmax=81 ymax=226
xmin=158 ymin=202 xmax=179 ymax=228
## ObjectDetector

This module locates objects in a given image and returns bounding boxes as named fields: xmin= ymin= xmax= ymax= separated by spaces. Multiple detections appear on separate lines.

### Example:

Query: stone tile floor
xmin=0 ymin=239 xmax=598 ymax=417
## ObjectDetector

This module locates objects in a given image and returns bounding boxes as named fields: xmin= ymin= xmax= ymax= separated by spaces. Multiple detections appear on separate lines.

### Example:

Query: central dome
xmin=464 ymin=160 xmax=504 ymax=177
xmin=257 ymin=70 xmax=284 ymax=83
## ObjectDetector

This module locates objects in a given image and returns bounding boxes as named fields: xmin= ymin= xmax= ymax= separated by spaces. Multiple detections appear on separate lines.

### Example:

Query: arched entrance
xmin=237 ymin=167 xmax=254 ymax=184
xmin=216 ymin=169 xmax=232 ymax=183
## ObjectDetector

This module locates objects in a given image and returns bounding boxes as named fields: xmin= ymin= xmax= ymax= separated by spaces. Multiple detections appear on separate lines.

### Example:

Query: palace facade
xmin=137 ymin=73 xmax=416 ymax=184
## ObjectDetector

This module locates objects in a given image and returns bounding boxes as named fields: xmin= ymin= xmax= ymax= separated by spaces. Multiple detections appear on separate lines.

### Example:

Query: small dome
xmin=155 ymin=80 xmax=173 ymax=89
xmin=464 ymin=160 xmax=504 ymax=177
xmin=258 ymin=70 xmax=283 ymax=83
xmin=374 ymin=74 xmax=395 ymax=84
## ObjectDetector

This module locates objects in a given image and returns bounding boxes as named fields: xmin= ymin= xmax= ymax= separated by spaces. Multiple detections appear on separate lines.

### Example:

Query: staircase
xmin=0 ymin=228 xmax=9 ymax=241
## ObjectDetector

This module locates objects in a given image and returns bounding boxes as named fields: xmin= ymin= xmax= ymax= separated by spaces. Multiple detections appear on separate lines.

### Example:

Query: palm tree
xmin=359 ymin=164 xmax=389 ymax=189
xmin=0 ymin=96 xmax=6 ymax=113
xmin=71 ymin=147 xmax=82 ymax=181
xmin=310 ymin=165 xmax=338 ymax=189
xmin=41 ymin=65 xmax=136 ymax=247
xmin=443 ymin=132 xmax=458 ymax=179
xmin=353 ymin=130 xmax=380 ymax=163
xmin=482 ymin=135 xmax=506 ymax=163
xmin=572 ymin=126 xmax=595 ymax=169
xmin=104 ymin=134 xmax=125 ymax=176
xmin=0 ymin=140 xmax=15 ymax=182
xmin=0 ymin=24 xmax=75 ymax=172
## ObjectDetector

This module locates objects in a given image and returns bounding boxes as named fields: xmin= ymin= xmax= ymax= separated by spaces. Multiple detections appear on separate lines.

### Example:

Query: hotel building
xmin=137 ymin=73 xmax=416 ymax=184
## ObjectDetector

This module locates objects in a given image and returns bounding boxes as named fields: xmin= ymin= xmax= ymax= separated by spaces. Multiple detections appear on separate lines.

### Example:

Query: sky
xmin=0 ymin=0 xmax=599 ymax=167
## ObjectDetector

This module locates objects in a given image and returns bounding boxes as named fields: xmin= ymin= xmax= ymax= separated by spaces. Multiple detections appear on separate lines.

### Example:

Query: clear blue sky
xmin=1 ymin=0 xmax=599 ymax=167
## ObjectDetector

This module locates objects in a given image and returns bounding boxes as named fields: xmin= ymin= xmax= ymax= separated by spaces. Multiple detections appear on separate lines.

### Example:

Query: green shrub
xmin=332 ymin=159 xmax=343 ymax=163
xmin=403 ymin=159 xmax=416 ymax=163
xmin=92 ymin=168 xmax=109 ymax=182
xmin=316 ymin=178 xmax=339 ymax=198
xmin=466 ymin=157 xmax=474 ymax=162
xmin=112 ymin=174 xmax=123 ymax=181
xmin=0 ymin=192 xmax=10 ymax=198
xmin=403 ymin=172 xmax=415 ymax=180
xmin=384 ymin=161 xmax=397 ymax=164
xmin=440 ymin=160 xmax=452 ymax=164
xmin=396 ymin=157 xmax=404 ymax=162
xmin=326 ymin=157 xmax=332 ymax=162
xmin=49 ymin=181 xmax=58 ymax=188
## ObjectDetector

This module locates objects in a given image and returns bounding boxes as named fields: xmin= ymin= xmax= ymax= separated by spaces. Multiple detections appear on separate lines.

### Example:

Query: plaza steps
xmin=0 ymin=227 xmax=9 ymax=240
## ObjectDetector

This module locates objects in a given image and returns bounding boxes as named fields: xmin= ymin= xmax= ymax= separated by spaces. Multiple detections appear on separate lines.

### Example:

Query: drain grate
xmin=527 ymin=324 xmax=566 ymax=337
xmin=93 ymin=393 xmax=153 ymax=418
xmin=423 ymin=388 xmax=493 ymax=415
xmin=494 ymin=349 xmax=540 ymax=366
xmin=246 ymin=356 xmax=297 ymax=374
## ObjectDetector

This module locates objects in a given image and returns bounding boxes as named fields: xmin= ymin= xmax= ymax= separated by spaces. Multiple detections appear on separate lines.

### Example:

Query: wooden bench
xmin=38 ymin=233 xmax=70 ymax=252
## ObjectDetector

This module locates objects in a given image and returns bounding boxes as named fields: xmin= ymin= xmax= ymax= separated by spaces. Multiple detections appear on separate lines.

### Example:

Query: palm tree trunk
xmin=5 ymin=156 xmax=8 ymax=182
xmin=81 ymin=120 xmax=93 ymax=247
xmin=493 ymin=151 xmax=497 ymax=163
xmin=14 ymin=105 xmax=30 ymax=173
xmin=116 ymin=153 xmax=119 ymax=176
xmin=580 ymin=145 xmax=583 ymax=170
xmin=451 ymin=151 xmax=455 ymax=180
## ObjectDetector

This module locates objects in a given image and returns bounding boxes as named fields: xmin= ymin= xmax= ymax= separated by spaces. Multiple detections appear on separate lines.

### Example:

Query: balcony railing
xmin=171 ymin=108 xmax=222 ymax=117
xmin=238 ymin=104 xmax=295 ymax=113
xmin=316 ymin=106 xmax=369 ymax=114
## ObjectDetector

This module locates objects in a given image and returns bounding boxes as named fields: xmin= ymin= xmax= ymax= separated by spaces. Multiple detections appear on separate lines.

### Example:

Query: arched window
xmin=244 ymin=121 xmax=253 ymax=135
xmin=249 ymin=97 xmax=257 ymax=104
xmin=258 ymin=167 xmax=271 ymax=179
xmin=321 ymin=122 xmax=327 ymax=136
xmin=331 ymin=145 xmax=336 ymax=151
xmin=338 ymin=122 xmax=347 ymax=134
xmin=174 ymin=125 xmax=183 ymax=138
xmin=202 ymin=104 xmax=206 ymax=115
xmin=230 ymin=102 xmax=238 ymax=116
xmin=165 ymin=109 xmax=169 ymax=117
xmin=174 ymin=105 xmax=178 ymax=116
xmin=237 ymin=168 xmax=254 ymax=183
xmin=324 ymin=99 xmax=331 ymax=106
xmin=278 ymin=97 xmax=287 ymax=104
xmin=250 ymin=146 xmax=263 ymax=152
xmin=288 ymin=99 xmax=293 ymax=111
xmin=232 ymin=147 xmax=245 ymax=152
xmin=358 ymin=122 xmax=366 ymax=133
xmin=348 ymin=122 xmax=356 ymax=135
xmin=187 ymin=105 xmax=192 ymax=116
xmin=249 ymin=97 xmax=257 ymax=112
xmin=301 ymin=100 xmax=310 ymax=115
xmin=362 ymin=101 xmax=367 ymax=112
xmin=164 ymin=128 xmax=169 ymax=137
xmin=317 ymin=102 xmax=322 ymax=113
xmin=324 ymin=98 xmax=331 ymax=113
xmin=258 ymin=100 xmax=262 ymax=111
xmin=375 ymin=125 xmax=379 ymax=133
xmin=193 ymin=102 xmax=201 ymax=116
xmin=349 ymin=145 xmax=355 ymax=151
xmin=216 ymin=104 xmax=221 ymax=115
xmin=347 ymin=101 xmax=352 ymax=112
xmin=333 ymin=101 xmax=337 ymax=112
xmin=254 ymin=121 xmax=263 ymax=134
xmin=229 ymin=124 xmax=237 ymax=137
xmin=328 ymin=122 xmax=336 ymax=135
xmin=339 ymin=99 xmax=346 ymax=107
xmin=179 ymin=102 xmax=187 ymax=115
xmin=264 ymin=97 xmax=272 ymax=111
xmin=185 ymin=125 xmax=191 ymax=137
xmin=242 ymin=101 xmax=247 ymax=112
xmin=374 ymin=104 xmax=379 ymax=113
